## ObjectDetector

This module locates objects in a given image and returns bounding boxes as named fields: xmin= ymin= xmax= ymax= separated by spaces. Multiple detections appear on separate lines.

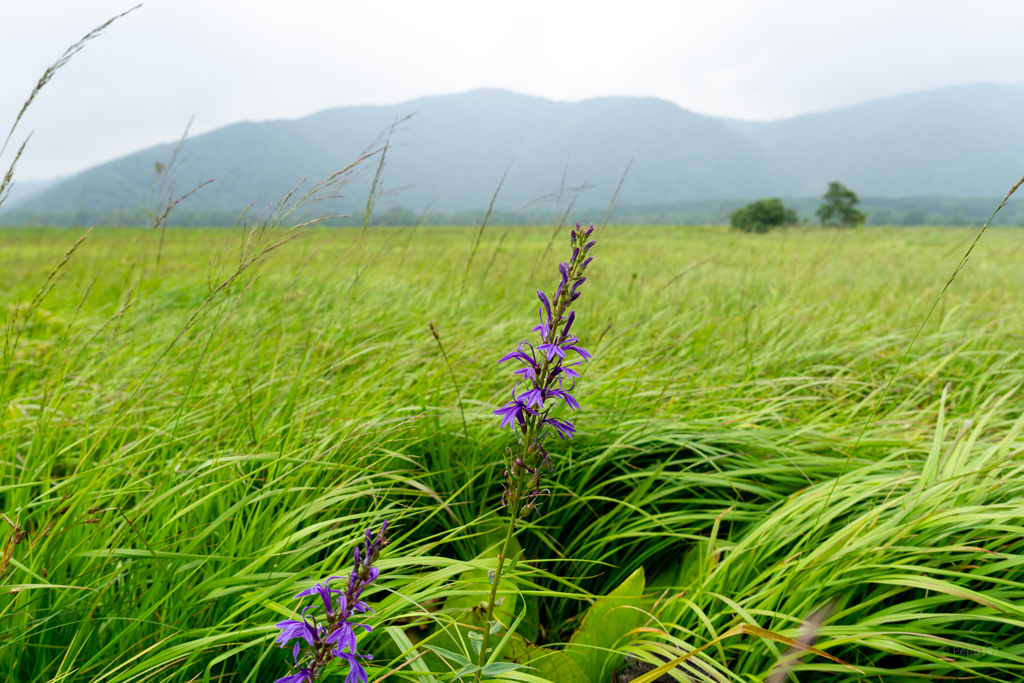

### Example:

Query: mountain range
xmin=3 ymin=83 xmax=1023 ymax=226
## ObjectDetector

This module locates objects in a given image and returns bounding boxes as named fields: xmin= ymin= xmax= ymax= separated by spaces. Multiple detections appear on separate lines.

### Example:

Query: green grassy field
xmin=2 ymin=224 xmax=1024 ymax=682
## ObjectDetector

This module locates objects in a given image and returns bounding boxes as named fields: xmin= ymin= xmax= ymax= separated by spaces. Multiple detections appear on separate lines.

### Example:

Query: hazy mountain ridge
xmin=3 ymin=83 xmax=1023 ymax=225
xmin=722 ymin=83 xmax=1024 ymax=196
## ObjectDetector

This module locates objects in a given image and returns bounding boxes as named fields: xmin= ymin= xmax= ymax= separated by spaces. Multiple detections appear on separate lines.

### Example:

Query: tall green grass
xmin=2 ymin=224 xmax=1024 ymax=681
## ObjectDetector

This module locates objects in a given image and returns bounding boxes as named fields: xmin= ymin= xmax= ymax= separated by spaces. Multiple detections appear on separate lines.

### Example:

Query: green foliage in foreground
xmin=2 ymin=225 xmax=1024 ymax=682
xmin=729 ymin=198 xmax=797 ymax=233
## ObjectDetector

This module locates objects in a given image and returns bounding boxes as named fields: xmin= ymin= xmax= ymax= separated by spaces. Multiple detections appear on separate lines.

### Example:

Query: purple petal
xmin=544 ymin=417 xmax=576 ymax=440
xmin=559 ymin=365 xmax=581 ymax=380
xmin=562 ymin=310 xmax=575 ymax=337
xmin=537 ymin=343 xmax=566 ymax=362
xmin=521 ymin=388 xmax=545 ymax=409
xmin=274 ymin=669 xmax=315 ymax=683
xmin=571 ymin=277 xmax=586 ymax=295
xmin=513 ymin=366 xmax=537 ymax=382
xmin=537 ymin=290 xmax=552 ymax=321
xmin=494 ymin=404 xmax=519 ymax=430
xmin=547 ymin=389 xmax=580 ymax=411
xmin=326 ymin=623 xmax=356 ymax=652
xmin=274 ymin=617 xmax=318 ymax=647
xmin=562 ymin=344 xmax=591 ymax=362
xmin=498 ymin=351 xmax=537 ymax=367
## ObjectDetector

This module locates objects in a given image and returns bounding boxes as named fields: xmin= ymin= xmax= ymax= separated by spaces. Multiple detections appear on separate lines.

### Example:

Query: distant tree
xmin=816 ymin=182 xmax=865 ymax=227
xmin=730 ymin=198 xmax=798 ymax=233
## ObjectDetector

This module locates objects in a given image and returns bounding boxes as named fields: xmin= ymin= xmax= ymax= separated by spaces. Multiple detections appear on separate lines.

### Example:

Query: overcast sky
xmin=3 ymin=0 xmax=1023 ymax=180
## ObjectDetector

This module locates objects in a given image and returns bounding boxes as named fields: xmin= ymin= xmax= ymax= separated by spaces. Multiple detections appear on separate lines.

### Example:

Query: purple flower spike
xmin=273 ymin=522 xmax=387 ymax=682
xmin=492 ymin=219 xmax=595 ymax=539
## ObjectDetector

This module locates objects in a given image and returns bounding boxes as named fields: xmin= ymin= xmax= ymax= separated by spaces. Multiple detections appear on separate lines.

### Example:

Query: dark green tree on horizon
xmin=817 ymin=181 xmax=866 ymax=227
xmin=729 ymin=198 xmax=797 ymax=233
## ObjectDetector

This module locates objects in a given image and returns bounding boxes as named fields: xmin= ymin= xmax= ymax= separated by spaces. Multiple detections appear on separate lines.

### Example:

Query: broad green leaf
xmin=426 ymin=535 xmax=539 ymax=672
xmin=505 ymin=638 xmax=590 ymax=683
xmin=565 ymin=566 xmax=646 ymax=682
xmin=487 ymin=604 xmax=529 ymax=666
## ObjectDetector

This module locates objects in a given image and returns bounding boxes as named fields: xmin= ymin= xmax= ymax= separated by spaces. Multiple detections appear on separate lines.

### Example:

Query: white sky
xmin=2 ymin=0 xmax=1023 ymax=180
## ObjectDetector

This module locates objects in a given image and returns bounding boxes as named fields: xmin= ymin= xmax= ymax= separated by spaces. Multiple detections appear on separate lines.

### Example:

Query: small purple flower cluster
xmin=273 ymin=522 xmax=389 ymax=683
xmin=493 ymin=222 xmax=595 ymax=518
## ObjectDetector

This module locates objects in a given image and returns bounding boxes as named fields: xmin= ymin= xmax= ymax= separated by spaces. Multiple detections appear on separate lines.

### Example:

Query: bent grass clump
xmin=5 ymin=224 xmax=1024 ymax=682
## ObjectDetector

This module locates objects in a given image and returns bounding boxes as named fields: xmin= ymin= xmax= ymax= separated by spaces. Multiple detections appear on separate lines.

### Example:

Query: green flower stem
xmin=473 ymin=488 xmax=521 ymax=679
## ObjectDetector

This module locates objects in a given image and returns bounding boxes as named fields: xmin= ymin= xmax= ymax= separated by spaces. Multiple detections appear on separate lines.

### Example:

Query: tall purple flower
xmin=474 ymin=223 xmax=597 ymax=681
xmin=273 ymin=522 xmax=389 ymax=683
xmin=493 ymin=223 xmax=596 ymax=518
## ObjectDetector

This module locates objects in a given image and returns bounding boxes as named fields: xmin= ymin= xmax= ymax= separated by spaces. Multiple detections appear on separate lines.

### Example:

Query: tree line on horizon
xmin=730 ymin=182 xmax=867 ymax=232
xmin=3 ymin=184 xmax=1020 ymax=229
